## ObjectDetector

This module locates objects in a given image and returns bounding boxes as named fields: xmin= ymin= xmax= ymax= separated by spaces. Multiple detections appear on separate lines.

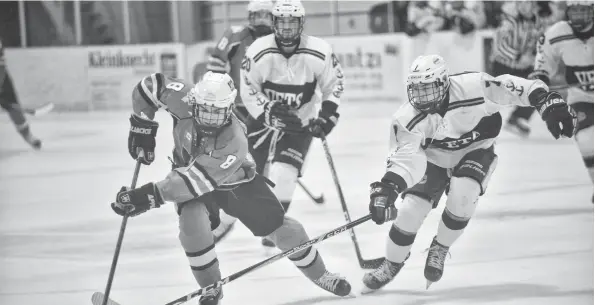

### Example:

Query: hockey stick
xmin=297 ymin=179 xmax=325 ymax=204
xmin=99 ymin=155 xmax=144 ymax=305
xmin=22 ymin=102 xmax=54 ymax=116
xmin=319 ymin=134 xmax=384 ymax=270
xmin=91 ymin=214 xmax=373 ymax=305
xmin=233 ymin=109 xmax=326 ymax=205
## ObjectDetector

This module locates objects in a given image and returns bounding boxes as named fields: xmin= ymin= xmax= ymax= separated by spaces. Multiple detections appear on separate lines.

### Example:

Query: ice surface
xmin=0 ymin=102 xmax=592 ymax=305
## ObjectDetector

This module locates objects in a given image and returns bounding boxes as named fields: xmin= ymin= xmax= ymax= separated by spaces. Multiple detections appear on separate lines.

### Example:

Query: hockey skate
xmin=361 ymin=256 xmax=408 ymax=294
xmin=23 ymin=133 xmax=41 ymax=150
xmin=312 ymin=271 xmax=352 ymax=297
xmin=198 ymin=287 xmax=222 ymax=305
xmin=424 ymin=238 xmax=450 ymax=289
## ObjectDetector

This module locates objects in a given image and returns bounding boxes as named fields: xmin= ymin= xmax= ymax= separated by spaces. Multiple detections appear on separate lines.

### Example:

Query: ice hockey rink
xmin=0 ymin=101 xmax=593 ymax=305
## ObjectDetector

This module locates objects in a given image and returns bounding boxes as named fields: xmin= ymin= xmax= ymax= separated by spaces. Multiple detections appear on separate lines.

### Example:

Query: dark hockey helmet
xmin=566 ymin=1 xmax=594 ymax=32
xmin=272 ymin=0 xmax=305 ymax=48
xmin=406 ymin=55 xmax=450 ymax=114
xmin=248 ymin=0 xmax=274 ymax=37
xmin=188 ymin=72 xmax=237 ymax=135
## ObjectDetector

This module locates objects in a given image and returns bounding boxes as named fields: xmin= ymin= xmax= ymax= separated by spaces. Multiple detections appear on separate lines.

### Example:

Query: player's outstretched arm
xmin=481 ymin=73 xmax=575 ymax=139
xmin=369 ymin=110 xmax=428 ymax=225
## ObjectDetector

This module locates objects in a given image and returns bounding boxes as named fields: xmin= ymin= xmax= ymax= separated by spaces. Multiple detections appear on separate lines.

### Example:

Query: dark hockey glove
xmin=111 ymin=183 xmax=163 ymax=217
xmin=309 ymin=101 xmax=340 ymax=138
xmin=263 ymin=100 xmax=304 ymax=134
xmin=128 ymin=113 xmax=159 ymax=165
xmin=533 ymin=91 xmax=576 ymax=139
xmin=369 ymin=181 xmax=399 ymax=225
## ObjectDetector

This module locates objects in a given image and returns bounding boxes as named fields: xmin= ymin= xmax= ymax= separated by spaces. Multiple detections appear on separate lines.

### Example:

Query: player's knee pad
xmin=445 ymin=177 xmax=480 ymax=219
xmin=267 ymin=162 xmax=299 ymax=202
xmin=388 ymin=194 xmax=432 ymax=247
xmin=178 ymin=201 xmax=218 ymax=271
xmin=268 ymin=216 xmax=320 ymax=269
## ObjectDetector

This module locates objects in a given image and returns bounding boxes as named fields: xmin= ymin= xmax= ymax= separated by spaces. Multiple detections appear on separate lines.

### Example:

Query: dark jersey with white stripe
xmin=131 ymin=73 xmax=256 ymax=204
xmin=385 ymin=72 xmax=548 ymax=189
xmin=207 ymin=25 xmax=259 ymax=107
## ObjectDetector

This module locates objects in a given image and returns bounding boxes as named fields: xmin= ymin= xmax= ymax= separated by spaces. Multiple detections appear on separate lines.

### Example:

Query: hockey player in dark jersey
xmin=207 ymin=0 xmax=274 ymax=121
xmin=110 ymin=71 xmax=352 ymax=304
xmin=0 ymin=38 xmax=41 ymax=149
xmin=206 ymin=0 xmax=274 ymax=244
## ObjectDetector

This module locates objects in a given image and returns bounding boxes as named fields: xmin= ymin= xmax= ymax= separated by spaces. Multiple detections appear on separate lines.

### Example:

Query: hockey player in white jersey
xmin=362 ymin=55 xmax=576 ymax=292
xmin=240 ymin=0 xmax=345 ymax=246
xmin=531 ymin=1 xmax=594 ymax=193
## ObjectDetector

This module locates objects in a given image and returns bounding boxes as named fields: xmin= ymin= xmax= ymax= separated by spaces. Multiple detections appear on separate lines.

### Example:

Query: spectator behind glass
xmin=444 ymin=1 xmax=487 ymax=34
xmin=406 ymin=1 xmax=448 ymax=36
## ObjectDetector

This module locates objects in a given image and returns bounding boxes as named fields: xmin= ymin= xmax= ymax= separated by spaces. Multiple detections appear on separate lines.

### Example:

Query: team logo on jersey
xmin=567 ymin=66 xmax=594 ymax=91
xmin=431 ymin=131 xmax=481 ymax=150
xmin=262 ymin=81 xmax=317 ymax=108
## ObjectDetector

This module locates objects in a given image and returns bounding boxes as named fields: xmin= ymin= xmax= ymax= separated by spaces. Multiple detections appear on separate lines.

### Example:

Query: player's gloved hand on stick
xmin=111 ymin=183 xmax=164 ymax=217
xmin=369 ymin=181 xmax=399 ymax=225
xmin=128 ymin=113 xmax=159 ymax=165
xmin=309 ymin=101 xmax=339 ymax=138
xmin=534 ymin=91 xmax=576 ymax=139
xmin=263 ymin=100 xmax=304 ymax=134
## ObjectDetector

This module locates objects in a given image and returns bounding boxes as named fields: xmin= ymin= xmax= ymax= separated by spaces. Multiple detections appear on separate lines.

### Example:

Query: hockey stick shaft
xmin=319 ymin=135 xmax=369 ymax=265
xmin=164 ymin=214 xmax=373 ymax=305
xmin=297 ymin=179 xmax=325 ymax=204
xmin=100 ymin=157 xmax=143 ymax=305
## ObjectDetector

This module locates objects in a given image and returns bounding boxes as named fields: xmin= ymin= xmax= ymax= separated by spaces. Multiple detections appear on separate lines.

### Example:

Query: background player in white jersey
xmin=205 ymin=0 xmax=275 ymax=244
xmin=531 ymin=1 xmax=594 ymax=195
xmin=111 ymin=72 xmax=352 ymax=304
xmin=361 ymin=55 xmax=575 ymax=292
xmin=240 ymin=0 xmax=345 ymax=247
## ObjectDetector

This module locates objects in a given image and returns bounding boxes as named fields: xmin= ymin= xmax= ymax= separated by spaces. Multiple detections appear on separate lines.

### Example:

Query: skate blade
xmin=91 ymin=292 xmax=122 ymax=305
xmin=360 ymin=285 xmax=380 ymax=295
xmin=425 ymin=280 xmax=434 ymax=290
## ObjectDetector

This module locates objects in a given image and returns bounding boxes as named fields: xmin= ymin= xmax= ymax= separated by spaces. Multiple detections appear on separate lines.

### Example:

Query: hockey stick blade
xmin=360 ymin=257 xmax=385 ymax=269
xmin=91 ymin=292 xmax=122 ymax=305
xmin=23 ymin=102 xmax=54 ymax=116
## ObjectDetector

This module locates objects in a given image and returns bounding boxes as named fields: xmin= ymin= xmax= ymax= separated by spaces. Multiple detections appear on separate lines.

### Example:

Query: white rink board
xmin=0 ymin=101 xmax=593 ymax=305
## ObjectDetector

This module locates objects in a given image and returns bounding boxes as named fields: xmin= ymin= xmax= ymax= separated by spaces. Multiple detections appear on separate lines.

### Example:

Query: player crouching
xmin=361 ymin=55 xmax=576 ymax=293
xmin=110 ymin=72 xmax=351 ymax=304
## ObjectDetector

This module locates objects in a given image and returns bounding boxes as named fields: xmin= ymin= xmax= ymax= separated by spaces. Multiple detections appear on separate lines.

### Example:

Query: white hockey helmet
xmin=189 ymin=71 xmax=237 ymax=135
xmin=247 ymin=0 xmax=274 ymax=37
xmin=566 ymin=1 xmax=594 ymax=32
xmin=406 ymin=55 xmax=450 ymax=114
xmin=272 ymin=0 xmax=305 ymax=47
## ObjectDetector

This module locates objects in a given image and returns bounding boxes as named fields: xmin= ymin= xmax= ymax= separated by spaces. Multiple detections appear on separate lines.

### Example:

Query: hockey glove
xmin=263 ymin=100 xmax=304 ymax=134
xmin=128 ymin=113 xmax=159 ymax=165
xmin=369 ymin=181 xmax=399 ymax=225
xmin=111 ymin=183 xmax=163 ymax=217
xmin=534 ymin=91 xmax=576 ymax=139
xmin=309 ymin=101 xmax=339 ymax=138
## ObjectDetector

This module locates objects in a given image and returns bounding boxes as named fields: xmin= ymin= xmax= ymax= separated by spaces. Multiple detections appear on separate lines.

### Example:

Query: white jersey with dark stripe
xmin=240 ymin=33 xmax=344 ymax=125
xmin=386 ymin=71 xmax=548 ymax=189
xmin=131 ymin=73 xmax=256 ymax=204
xmin=532 ymin=21 xmax=593 ymax=105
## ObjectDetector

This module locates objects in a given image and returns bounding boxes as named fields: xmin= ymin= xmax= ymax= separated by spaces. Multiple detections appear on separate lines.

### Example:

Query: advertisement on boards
xmin=326 ymin=34 xmax=404 ymax=102
xmin=87 ymin=43 xmax=186 ymax=110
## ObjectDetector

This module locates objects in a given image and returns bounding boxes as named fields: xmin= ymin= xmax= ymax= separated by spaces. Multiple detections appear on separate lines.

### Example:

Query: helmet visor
xmin=274 ymin=17 xmax=301 ymax=45
xmin=567 ymin=5 xmax=594 ymax=31
xmin=407 ymin=81 xmax=447 ymax=113
xmin=194 ymin=104 xmax=231 ymax=129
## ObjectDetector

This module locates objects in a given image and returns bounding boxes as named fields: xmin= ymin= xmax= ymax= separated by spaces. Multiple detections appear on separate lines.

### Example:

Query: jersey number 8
xmin=166 ymin=82 xmax=185 ymax=92
xmin=220 ymin=155 xmax=238 ymax=169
